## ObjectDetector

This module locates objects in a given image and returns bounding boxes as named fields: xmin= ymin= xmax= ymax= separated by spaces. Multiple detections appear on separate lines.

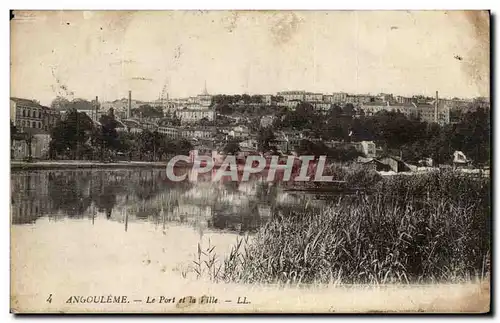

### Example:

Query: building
xmin=346 ymin=94 xmax=372 ymax=105
xmin=377 ymin=93 xmax=394 ymax=102
xmin=262 ymin=94 xmax=273 ymax=105
xmin=331 ymin=92 xmax=348 ymax=103
xmin=361 ymin=102 xmax=418 ymax=118
xmin=453 ymin=150 xmax=470 ymax=168
xmin=196 ymin=94 xmax=212 ymax=107
xmin=305 ymin=93 xmax=323 ymax=102
xmin=100 ymin=98 xmax=143 ymax=117
xmin=229 ymin=125 xmax=250 ymax=139
xmin=195 ymin=82 xmax=213 ymax=107
xmin=277 ymin=91 xmax=306 ymax=102
xmin=312 ymin=102 xmax=331 ymax=113
xmin=42 ymin=108 xmax=61 ymax=131
xmin=379 ymin=156 xmax=412 ymax=173
xmin=360 ymin=158 xmax=392 ymax=172
xmin=157 ymin=125 xmax=180 ymax=139
xmin=260 ymin=115 xmax=276 ymax=128
xmin=240 ymin=139 xmax=258 ymax=150
xmin=395 ymin=95 xmax=413 ymax=105
xmin=177 ymin=108 xmax=215 ymax=124
xmin=416 ymin=103 xmax=450 ymax=125
xmin=181 ymin=127 xmax=216 ymax=140
xmin=10 ymin=97 xmax=54 ymax=131
xmin=359 ymin=141 xmax=377 ymax=158
xmin=277 ymin=100 xmax=300 ymax=111
xmin=121 ymin=119 xmax=143 ymax=134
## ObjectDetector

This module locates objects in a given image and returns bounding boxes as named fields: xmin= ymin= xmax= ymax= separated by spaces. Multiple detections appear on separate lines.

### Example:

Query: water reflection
xmin=11 ymin=169 xmax=334 ymax=234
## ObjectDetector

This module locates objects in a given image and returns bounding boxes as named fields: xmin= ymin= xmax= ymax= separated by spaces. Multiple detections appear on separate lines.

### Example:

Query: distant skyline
xmin=11 ymin=10 xmax=490 ymax=106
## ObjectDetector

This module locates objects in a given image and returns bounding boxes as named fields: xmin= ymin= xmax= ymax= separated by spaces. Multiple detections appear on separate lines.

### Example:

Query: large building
xmin=361 ymin=101 xmax=418 ymax=118
xmin=312 ymin=102 xmax=332 ymax=113
xmin=181 ymin=127 xmax=216 ymax=140
xmin=10 ymin=97 xmax=61 ymax=160
xmin=262 ymin=94 xmax=273 ymax=105
xmin=277 ymin=91 xmax=306 ymax=102
xmin=331 ymin=92 xmax=348 ymax=103
xmin=395 ymin=95 xmax=413 ymax=105
xmin=176 ymin=108 xmax=215 ymax=124
xmin=10 ymin=97 xmax=60 ymax=132
xmin=416 ymin=103 xmax=450 ymax=125
xmin=304 ymin=93 xmax=323 ymax=102
xmin=345 ymin=94 xmax=372 ymax=105
xmin=157 ymin=125 xmax=180 ymax=139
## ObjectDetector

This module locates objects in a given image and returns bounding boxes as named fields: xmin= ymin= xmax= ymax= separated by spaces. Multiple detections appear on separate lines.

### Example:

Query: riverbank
xmin=11 ymin=218 xmax=489 ymax=313
xmin=10 ymin=160 xmax=173 ymax=170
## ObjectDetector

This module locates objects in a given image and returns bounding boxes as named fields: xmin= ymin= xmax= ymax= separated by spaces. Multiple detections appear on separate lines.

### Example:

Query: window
xmin=22 ymin=110 xmax=26 ymax=117
xmin=32 ymin=121 xmax=36 ymax=128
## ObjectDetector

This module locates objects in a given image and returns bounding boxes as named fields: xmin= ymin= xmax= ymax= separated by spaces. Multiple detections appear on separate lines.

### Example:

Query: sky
xmin=10 ymin=10 xmax=490 ymax=106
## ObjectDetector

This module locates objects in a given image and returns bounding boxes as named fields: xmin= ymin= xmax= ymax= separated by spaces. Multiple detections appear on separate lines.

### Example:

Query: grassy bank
xmin=190 ymin=169 xmax=490 ymax=285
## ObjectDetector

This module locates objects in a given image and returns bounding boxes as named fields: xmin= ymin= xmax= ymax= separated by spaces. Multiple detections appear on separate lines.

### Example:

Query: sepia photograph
xmin=9 ymin=9 xmax=491 ymax=314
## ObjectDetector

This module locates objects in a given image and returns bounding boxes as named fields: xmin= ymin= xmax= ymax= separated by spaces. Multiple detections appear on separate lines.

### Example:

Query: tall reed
xmin=192 ymin=169 xmax=490 ymax=285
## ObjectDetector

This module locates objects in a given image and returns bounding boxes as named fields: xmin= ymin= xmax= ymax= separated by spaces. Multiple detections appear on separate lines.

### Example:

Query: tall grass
xmin=190 ymin=169 xmax=490 ymax=285
xmin=324 ymin=163 xmax=382 ymax=188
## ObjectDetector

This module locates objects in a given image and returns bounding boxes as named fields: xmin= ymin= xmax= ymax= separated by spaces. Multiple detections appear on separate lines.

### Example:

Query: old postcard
xmin=10 ymin=10 xmax=491 ymax=313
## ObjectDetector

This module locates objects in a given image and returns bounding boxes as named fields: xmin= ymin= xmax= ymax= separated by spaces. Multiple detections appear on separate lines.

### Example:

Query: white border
xmin=3 ymin=1 xmax=498 ymax=322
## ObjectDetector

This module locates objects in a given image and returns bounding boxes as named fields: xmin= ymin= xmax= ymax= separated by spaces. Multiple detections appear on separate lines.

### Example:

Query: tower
xmin=128 ymin=90 xmax=132 ymax=119
xmin=94 ymin=96 xmax=99 ymax=122
xmin=203 ymin=80 xmax=209 ymax=95
xmin=434 ymin=90 xmax=439 ymax=123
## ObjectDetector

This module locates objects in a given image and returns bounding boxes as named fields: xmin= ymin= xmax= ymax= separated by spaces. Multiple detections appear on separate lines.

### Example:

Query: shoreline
xmin=10 ymin=160 xmax=172 ymax=170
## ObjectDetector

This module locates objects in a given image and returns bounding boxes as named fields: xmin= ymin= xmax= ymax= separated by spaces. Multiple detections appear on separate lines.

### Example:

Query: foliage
xmin=295 ymin=140 xmax=362 ymax=162
xmin=50 ymin=97 xmax=94 ymax=111
xmin=49 ymin=109 xmax=95 ymax=159
xmin=223 ymin=141 xmax=241 ymax=155
xmin=257 ymin=128 xmax=276 ymax=152
xmin=131 ymin=104 xmax=164 ymax=119
xmin=191 ymin=171 xmax=490 ymax=285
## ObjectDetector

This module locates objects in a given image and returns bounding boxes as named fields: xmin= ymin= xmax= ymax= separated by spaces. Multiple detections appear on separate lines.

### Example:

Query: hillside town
xmin=10 ymin=83 xmax=490 ymax=173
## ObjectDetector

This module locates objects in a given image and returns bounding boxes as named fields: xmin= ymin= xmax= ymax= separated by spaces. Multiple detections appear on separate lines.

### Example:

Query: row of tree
xmin=48 ymin=109 xmax=193 ymax=161
xmin=267 ymin=102 xmax=490 ymax=165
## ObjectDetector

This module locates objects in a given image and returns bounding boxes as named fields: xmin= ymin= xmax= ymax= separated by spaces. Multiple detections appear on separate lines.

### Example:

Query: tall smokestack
xmin=435 ymin=91 xmax=439 ymax=123
xmin=95 ymin=96 xmax=99 ymax=121
xmin=128 ymin=90 xmax=132 ymax=119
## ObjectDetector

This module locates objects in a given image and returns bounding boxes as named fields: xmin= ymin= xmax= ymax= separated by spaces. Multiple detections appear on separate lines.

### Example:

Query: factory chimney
xmin=434 ymin=90 xmax=439 ymax=123
xmin=128 ymin=90 xmax=132 ymax=119
xmin=94 ymin=96 xmax=99 ymax=121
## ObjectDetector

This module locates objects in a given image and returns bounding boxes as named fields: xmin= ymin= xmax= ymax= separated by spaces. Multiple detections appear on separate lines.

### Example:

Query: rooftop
xmin=11 ymin=97 xmax=49 ymax=109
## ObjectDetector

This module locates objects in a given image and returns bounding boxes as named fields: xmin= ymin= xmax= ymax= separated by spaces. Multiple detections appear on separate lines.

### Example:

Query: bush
xmin=191 ymin=170 xmax=490 ymax=285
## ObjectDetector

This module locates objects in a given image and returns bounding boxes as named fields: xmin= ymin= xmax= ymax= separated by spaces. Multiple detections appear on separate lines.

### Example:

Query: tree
xmin=97 ymin=108 xmax=120 ymax=160
xmin=50 ymin=96 xmax=71 ymax=111
xmin=257 ymin=128 xmax=276 ymax=152
xmin=241 ymin=94 xmax=251 ymax=105
xmin=10 ymin=121 xmax=17 ymax=135
xmin=10 ymin=121 xmax=18 ymax=158
xmin=343 ymin=103 xmax=355 ymax=117
xmin=223 ymin=141 xmax=241 ymax=155
xmin=251 ymin=95 xmax=263 ymax=104
xmin=132 ymin=105 xmax=164 ymax=119
xmin=50 ymin=108 xmax=94 ymax=159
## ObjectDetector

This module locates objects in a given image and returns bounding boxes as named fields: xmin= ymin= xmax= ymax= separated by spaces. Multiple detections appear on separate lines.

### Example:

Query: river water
xmin=10 ymin=169 xmax=487 ymax=313
xmin=11 ymin=168 xmax=336 ymax=309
